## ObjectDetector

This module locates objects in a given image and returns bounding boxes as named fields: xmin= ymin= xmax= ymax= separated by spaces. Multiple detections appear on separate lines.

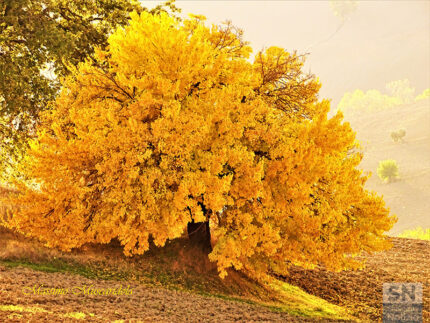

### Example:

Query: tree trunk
xmin=187 ymin=220 xmax=212 ymax=252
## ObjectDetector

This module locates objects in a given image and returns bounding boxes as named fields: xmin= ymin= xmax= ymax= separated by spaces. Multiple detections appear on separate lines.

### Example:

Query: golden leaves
xmin=8 ymin=10 xmax=395 ymax=282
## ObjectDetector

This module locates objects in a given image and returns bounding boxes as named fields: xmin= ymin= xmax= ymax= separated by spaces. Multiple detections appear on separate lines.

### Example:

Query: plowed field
xmin=280 ymin=237 xmax=430 ymax=322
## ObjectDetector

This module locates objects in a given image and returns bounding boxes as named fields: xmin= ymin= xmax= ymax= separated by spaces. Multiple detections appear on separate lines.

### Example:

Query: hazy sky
xmin=143 ymin=0 xmax=430 ymax=108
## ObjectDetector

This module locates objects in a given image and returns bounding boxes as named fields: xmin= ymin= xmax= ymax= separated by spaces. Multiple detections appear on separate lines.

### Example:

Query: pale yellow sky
xmin=141 ymin=1 xmax=430 ymax=107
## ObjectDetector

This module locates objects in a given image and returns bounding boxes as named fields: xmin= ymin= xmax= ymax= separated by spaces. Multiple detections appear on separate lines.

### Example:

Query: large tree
xmin=0 ymin=0 xmax=179 ymax=180
xmin=5 ymin=12 xmax=396 ymax=281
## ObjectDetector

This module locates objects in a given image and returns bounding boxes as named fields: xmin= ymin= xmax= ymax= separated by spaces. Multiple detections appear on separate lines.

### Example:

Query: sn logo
xmin=383 ymin=283 xmax=423 ymax=323
xmin=387 ymin=284 xmax=417 ymax=302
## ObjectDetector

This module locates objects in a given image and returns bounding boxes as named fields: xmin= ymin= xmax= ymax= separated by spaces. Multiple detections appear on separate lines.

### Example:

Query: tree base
xmin=187 ymin=221 xmax=212 ymax=252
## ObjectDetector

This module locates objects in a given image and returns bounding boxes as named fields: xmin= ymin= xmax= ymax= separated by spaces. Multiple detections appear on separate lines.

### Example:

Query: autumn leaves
xmin=5 ymin=11 xmax=396 ymax=281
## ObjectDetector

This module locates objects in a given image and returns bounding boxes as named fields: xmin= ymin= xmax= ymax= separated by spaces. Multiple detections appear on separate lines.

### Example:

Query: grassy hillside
xmin=342 ymin=99 xmax=430 ymax=235
xmin=1 ymin=226 xmax=428 ymax=322
xmin=0 ymin=227 xmax=353 ymax=322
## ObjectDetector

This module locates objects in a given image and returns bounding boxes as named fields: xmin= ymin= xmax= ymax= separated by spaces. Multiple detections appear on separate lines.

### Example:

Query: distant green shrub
xmin=377 ymin=159 xmax=399 ymax=183
xmin=398 ymin=227 xmax=430 ymax=240
xmin=390 ymin=128 xmax=406 ymax=142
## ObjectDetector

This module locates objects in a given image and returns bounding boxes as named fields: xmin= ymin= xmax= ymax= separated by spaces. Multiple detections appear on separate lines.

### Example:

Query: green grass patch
xmin=0 ymin=258 xmax=130 ymax=281
xmin=269 ymin=280 xmax=351 ymax=319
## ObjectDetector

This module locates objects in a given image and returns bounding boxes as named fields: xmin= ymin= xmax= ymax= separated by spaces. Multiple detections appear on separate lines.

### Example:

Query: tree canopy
xmin=5 ymin=11 xmax=396 ymax=281
xmin=0 ymin=0 xmax=179 ymax=180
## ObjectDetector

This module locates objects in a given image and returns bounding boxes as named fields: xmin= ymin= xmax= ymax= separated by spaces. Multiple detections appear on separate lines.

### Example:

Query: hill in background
xmin=342 ymin=99 xmax=430 ymax=235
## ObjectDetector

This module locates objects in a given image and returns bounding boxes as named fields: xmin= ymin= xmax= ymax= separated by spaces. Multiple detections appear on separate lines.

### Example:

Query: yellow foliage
xmin=337 ymin=89 xmax=402 ymax=114
xmin=415 ymin=88 xmax=430 ymax=102
xmin=398 ymin=227 xmax=430 ymax=240
xmin=6 ymin=11 xmax=396 ymax=281
xmin=337 ymin=79 xmax=421 ymax=115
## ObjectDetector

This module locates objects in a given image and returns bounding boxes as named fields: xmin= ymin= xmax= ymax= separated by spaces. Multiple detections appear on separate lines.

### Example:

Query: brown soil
xmin=280 ymin=237 xmax=430 ymax=322
xmin=1 ymin=235 xmax=428 ymax=322
xmin=0 ymin=227 xmax=349 ymax=322
xmin=0 ymin=265 xmax=347 ymax=323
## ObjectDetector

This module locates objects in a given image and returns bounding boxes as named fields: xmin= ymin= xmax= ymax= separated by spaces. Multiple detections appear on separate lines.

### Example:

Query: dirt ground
xmin=280 ymin=237 xmax=430 ymax=322
xmin=1 ymin=237 xmax=428 ymax=322
xmin=0 ymin=266 xmax=350 ymax=323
